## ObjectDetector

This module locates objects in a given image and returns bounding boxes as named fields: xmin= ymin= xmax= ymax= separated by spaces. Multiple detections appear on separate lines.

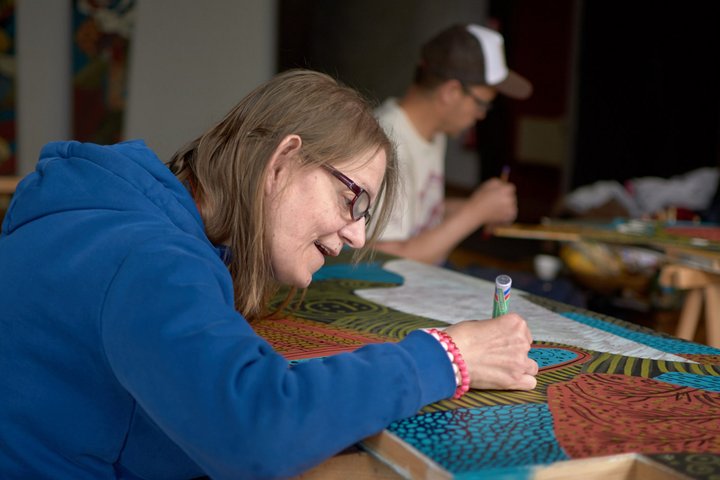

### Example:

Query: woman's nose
xmin=339 ymin=218 xmax=366 ymax=249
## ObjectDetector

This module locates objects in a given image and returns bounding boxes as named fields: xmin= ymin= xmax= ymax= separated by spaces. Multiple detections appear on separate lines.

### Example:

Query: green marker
xmin=492 ymin=274 xmax=512 ymax=318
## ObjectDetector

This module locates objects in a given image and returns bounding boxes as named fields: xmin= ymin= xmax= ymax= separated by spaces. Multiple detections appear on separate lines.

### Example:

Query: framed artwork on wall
xmin=0 ymin=0 xmax=15 ymax=175
xmin=72 ymin=0 xmax=135 ymax=145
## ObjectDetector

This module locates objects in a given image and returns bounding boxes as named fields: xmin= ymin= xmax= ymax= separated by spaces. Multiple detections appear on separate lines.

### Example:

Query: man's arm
xmin=376 ymin=178 xmax=517 ymax=264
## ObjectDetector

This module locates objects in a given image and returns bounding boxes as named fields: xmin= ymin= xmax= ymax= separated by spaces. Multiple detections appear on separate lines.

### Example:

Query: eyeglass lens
xmin=324 ymin=165 xmax=372 ymax=223
xmin=351 ymin=191 xmax=370 ymax=222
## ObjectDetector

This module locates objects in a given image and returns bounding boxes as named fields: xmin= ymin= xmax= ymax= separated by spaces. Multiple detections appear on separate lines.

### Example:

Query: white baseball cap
xmin=419 ymin=23 xmax=532 ymax=99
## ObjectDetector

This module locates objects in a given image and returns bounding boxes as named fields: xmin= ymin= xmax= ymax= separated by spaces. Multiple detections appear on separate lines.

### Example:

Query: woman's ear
xmin=265 ymin=134 xmax=303 ymax=195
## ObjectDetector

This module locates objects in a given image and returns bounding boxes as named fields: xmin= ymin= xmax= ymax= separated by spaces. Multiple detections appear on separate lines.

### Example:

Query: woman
xmin=0 ymin=70 xmax=537 ymax=479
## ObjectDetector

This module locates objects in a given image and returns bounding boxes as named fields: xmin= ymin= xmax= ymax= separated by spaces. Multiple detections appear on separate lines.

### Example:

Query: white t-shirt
xmin=375 ymin=98 xmax=447 ymax=241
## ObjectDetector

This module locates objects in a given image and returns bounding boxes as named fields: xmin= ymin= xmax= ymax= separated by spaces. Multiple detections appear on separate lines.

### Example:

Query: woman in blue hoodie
xmin=0 ymin=69 xmax=537 ymax=479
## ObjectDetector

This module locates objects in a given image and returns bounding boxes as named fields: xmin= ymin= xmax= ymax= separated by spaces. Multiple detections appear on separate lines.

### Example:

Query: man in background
xmin=375 ymin=24 xmax=532 ymax=264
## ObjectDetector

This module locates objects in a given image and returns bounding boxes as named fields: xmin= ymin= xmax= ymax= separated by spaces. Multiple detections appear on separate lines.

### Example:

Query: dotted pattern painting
xmin=562 ymin=311 xmax=720 ymax=357
xmin=387 ymin=404 xmax=568 ymax=474
xmin=252 ymin=317 xmax=390 ymax=360
xmin=664 ymin=226 xmax=720 ymax=243
xmin=261 ymin=256 xmax=720 ymax=479
xmin=649 ymin=453 xmax=720 ymax=479
xmin=655 ymin=372 xmax=720 ymax=393
xmin=548 ymin=373 xmax=720 ymax=458
xmin=582 ymin=352 xmax=720 ymax=378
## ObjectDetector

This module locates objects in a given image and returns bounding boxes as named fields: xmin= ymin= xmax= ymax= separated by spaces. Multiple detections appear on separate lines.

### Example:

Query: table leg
xmin=676 ymin=289 xmax=703 ymax=341
xmin=704 ymin=284 xmax=720 ymax=348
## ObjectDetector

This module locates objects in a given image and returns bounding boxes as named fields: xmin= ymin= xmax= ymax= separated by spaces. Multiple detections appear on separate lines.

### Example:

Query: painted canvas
xmin=261 ymin=254 xmax=720 ymax=479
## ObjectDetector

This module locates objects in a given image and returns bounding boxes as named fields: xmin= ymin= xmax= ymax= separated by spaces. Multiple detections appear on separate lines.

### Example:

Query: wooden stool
xmin=659 ymin=264 xmax=720 ymax=348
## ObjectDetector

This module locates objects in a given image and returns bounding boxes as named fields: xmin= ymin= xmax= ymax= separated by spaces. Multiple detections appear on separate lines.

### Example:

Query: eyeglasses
xmin=323 ymin=165 xmax=372 ymax=225
xmin=461 ymin=83 xmax=493 ymax=112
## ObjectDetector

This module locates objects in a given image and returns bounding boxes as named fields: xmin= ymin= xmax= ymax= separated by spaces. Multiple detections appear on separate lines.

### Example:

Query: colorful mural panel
xmin=262 ymin=255 xmax=720 ymax=479
xmin=0 ymin=0 xmax=15 ymax=175
xmin=72 ymin=0 xmax=135 ymax=145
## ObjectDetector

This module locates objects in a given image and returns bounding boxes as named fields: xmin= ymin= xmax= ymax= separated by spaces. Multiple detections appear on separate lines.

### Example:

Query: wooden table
xmin=493 ymin=220 xmax=720 ymax=255
xmin=264 ymin=252 xmax=720 ymax=479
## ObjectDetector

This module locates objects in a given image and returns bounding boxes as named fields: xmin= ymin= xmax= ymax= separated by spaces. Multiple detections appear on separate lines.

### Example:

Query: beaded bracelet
xmin=426 ymin=328 xmax=470 ymax=399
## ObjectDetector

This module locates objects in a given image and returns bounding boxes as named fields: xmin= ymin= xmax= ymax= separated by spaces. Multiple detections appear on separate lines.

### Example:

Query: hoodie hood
xmin=2 ymin=140 xmax=206 ymax=243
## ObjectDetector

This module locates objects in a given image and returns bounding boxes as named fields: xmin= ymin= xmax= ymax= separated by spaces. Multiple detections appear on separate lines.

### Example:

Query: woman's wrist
xmin=424 ymin=328 xmax=470 ymax=399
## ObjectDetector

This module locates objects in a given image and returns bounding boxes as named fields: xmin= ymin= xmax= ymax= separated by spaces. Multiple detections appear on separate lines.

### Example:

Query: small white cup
xmin=534 ymin=254 xmax=563 ymax=281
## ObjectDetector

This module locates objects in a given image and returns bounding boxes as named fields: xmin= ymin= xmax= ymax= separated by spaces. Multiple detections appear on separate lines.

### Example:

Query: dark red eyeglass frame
xmin=323 ymin=165 xmax=372 ymax=224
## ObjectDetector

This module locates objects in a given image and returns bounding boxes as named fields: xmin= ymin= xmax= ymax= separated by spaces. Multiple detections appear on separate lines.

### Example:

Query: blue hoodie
xmin=0 ymin=140 xmax=454 ymax=479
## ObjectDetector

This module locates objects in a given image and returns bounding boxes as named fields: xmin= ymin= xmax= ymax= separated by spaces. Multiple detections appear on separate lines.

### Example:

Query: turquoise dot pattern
xmin=387 ymin=404 xmax=568 ymax=474
xmin=655 ymin=372 xmax=720 ymax=392
xmin=561 ymin=312 xmax=720 ymax=355
xmin=528 ymin=348 xmax=579 ymax=368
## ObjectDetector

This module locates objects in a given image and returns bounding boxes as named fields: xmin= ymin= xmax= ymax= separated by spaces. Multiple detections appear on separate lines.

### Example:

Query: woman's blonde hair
xmin=167 ymin=69 xmax=398 ymax=319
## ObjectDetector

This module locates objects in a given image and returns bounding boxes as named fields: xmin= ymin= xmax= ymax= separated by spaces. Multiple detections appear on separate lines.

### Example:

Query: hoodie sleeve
xmin=100 ymin=236 xmax=454 ymax=480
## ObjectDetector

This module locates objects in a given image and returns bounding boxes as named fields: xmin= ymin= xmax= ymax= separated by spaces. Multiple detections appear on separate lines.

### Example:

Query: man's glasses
xmin=461 ymin=83 xmax=493 ymax=112
xmin=323 ymin=165 xmax=372 ymax=225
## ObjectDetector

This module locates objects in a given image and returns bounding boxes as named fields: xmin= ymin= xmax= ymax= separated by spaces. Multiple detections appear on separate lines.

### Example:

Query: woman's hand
xmin=444 ymin=313 xmax=538 ymax=391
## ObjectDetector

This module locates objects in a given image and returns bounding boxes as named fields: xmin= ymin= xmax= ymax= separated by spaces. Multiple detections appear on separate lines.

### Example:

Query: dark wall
xmin=573 ymin=1 xmax=720 ymax=188
xmin=278 ymin=0 xmax=720 ymax=218
xmin=478 ymin=0 xmax=576 ymax=221
xmin=278 ymin=0 xmax=486 ymax=104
